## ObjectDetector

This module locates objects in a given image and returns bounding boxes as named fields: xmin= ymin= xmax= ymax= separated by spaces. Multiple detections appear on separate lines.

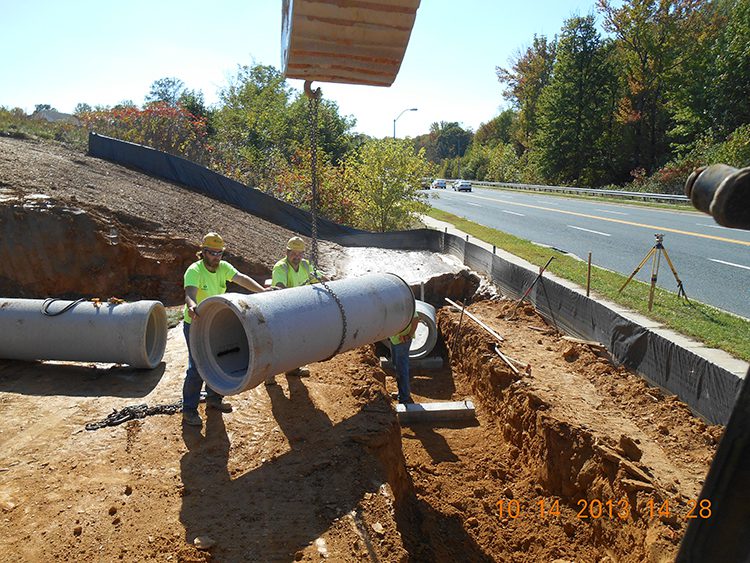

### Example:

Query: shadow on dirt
xmin=0 ymin=360 xmax=165 ymax=397
xmin=179 ymin=375 xmax=492 ymax=561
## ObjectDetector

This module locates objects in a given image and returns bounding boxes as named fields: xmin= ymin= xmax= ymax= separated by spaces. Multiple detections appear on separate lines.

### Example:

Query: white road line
xmin=698 ymin=223 xmax=734 ymax=231
xmin=501 ymin=210 xmax=525 ymax=216
xmin=596 ymin=208 xmax=628 ymax=215
xmin=465 ymin=202 xmax=482 ymax=207
xmin=709 ymin=258 xmax=750 ymax=271
xmin=568 ymin=225 xmax=611 ymax=237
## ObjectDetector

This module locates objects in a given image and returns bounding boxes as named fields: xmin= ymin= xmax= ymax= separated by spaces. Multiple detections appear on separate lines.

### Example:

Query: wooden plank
xmin=282 ymin=0 xmax=420 ymax=86
xmin=444 ymin=298 xmax=505 ymax=342
xmin=396 ymin=400 xmax=476 ymax=424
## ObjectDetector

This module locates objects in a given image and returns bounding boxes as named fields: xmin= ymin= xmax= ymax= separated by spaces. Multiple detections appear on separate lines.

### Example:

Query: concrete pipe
xmin=410 ymin=300 xmax=438 ymax=359
xmin=0 ymin=298 xmax=168 ymax=369
xmin=685 ymin=164 xmax=750 ymax=230
xmin=189 ymin=273 xmax=415 ymax=395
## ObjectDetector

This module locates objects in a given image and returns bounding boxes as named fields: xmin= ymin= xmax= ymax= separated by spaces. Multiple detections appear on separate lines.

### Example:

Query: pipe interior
xmin=208 ymin=307 xmax=250 ymax=385
xmin=412 ymin=320 xmax=429 ymax=350
xmin=144 ymin=307 xmax=167 ymax=367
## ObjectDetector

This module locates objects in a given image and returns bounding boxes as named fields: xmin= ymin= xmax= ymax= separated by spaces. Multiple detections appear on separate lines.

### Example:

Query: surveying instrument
xmin=618 ymin=234 xmax=688 ymax=311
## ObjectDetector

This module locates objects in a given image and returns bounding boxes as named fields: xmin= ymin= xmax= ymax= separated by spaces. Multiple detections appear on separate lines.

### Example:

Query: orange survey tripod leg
xmin=619 ymin=245 xmax=657 ymax=293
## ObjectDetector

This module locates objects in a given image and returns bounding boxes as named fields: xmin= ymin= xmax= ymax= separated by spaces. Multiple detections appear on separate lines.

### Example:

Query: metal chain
xmin=305 ymin=81 xmax=347 ymax=359
xmin=85 ymin=401 xmax=183 ymax=431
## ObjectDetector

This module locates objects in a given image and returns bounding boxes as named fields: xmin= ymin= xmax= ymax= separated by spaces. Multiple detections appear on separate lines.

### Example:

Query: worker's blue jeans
xmin=391 ymin=341 xmax=412 ymax=403
xmin=183 ymin=321 xmax=221 ymax=410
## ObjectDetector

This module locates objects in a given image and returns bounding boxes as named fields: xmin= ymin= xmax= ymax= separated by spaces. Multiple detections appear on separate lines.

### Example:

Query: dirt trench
xmin=0 ymin=136 xmax=721 ymax=562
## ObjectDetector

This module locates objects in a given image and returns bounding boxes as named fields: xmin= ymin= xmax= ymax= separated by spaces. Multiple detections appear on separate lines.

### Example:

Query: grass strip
xmin=427 ymin=208 xmax=750 ymax=362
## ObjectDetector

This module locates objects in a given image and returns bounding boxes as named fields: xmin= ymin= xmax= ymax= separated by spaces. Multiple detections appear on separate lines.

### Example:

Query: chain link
xmin=306 ymin=82 xmax=347 ymax=359
xmin=85 ymin=401 xmax=183 ymax=431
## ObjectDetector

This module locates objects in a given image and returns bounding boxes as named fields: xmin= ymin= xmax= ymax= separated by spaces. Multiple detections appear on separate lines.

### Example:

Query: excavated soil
xmin=0 ymin=137 xmax=722 ymax=562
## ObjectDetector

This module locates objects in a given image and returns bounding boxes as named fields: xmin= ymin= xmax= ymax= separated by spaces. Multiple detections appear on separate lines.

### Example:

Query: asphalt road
xmin=427 ymin=187 xmax=750 ymax=319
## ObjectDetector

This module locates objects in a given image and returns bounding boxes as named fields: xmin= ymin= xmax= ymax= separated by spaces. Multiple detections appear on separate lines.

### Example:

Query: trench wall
xmin=89 ymin=134 xmax=743 ymax=425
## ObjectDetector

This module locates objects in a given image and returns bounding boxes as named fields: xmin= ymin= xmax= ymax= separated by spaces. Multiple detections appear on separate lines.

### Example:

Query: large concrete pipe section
xmin=189 ymin=273 xmax=415 ymax=395
xmin=0 ymin=298 xmax=168 ymax=369
xmin=410 ymin=300 xmax=438 ymax=359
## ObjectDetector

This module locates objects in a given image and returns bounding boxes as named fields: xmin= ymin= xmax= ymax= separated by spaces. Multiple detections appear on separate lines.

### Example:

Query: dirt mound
xmin=0 ymin=137 xmax=721 ymax=561
xmin=0 ymin=136 xmax=300 ymax=303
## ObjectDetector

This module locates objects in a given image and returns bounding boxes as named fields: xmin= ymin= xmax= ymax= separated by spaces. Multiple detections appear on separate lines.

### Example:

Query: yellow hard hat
xmin=286 ymin=236 xmax=305 ymax=252
xmin=202 ymin=232 xmax=225 ymax=251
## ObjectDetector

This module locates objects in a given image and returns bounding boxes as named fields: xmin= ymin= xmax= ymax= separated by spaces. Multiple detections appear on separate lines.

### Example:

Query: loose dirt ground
xmin=0 ymin=137 xmax=722 ymax=562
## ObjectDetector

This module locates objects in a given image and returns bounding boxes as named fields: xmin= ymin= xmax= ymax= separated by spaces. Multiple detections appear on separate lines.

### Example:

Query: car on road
xmin=431 ymin=179 xmax=447 ymax=189
xmin=453 ymin=180 xmax=472 ymax=192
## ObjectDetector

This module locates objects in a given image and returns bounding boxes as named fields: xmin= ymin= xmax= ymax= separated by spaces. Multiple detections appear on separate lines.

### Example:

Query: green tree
xmin=34 ymin=104 xmax=53 ymax=113
xmin=535 ymin=15 xmax=620 ymax=185
xmin=496 ymin=35 xmax=557 ymax=150
xmin=344 ymin=139 xmax=428 ymax=232
xmin=145 ymin=77 xmax=186 ymax=107
xmin=708 ymin=0 xmax=750 ymax=136
xmin=487 ymin=142 xmax=522 ymax=182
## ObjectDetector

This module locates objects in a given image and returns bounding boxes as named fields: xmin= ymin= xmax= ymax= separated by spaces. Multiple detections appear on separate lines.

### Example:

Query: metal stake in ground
xmin=506 ymin=257 xmax=555 ymax=320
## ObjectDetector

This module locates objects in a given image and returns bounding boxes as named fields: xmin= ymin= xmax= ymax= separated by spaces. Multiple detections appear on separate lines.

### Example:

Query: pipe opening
xmin=198 ymin=304 xmax=251 ymax=394
xmin=143 ymin=305 xmax=168 ymax=369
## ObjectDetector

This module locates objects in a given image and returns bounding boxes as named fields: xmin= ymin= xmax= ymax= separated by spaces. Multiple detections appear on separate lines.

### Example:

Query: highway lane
xmin=427 ymin=187 xmax=750 ymax=319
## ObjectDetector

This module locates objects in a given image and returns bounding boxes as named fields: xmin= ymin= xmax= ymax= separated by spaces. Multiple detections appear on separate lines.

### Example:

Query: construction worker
xmin=271 ymin=236 xmax=319 ymax=289
xmin=182 ymin=232 xmax=266 ymax=427
xmin=389 ymin=311 xmax=420 ymax=404
xmin=265 ymin=236 xmax=322 ymax=384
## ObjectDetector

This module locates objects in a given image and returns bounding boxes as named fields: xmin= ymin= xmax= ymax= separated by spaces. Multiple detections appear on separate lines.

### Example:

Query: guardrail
xmin=442 ymin=178 xmax=689 ymax=203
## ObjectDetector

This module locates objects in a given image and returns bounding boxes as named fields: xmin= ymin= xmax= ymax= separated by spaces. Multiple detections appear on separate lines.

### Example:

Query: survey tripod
xmin=618 ymin=234 xmax=689 ymax=311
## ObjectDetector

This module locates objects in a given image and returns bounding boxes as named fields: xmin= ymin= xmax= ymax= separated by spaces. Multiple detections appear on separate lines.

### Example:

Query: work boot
xmin=206 ymin=399 xmax=233 ymax=413
xmin=182 ymin=409 xmax=202 ymax=427
xmin=285 ymin=366 xmax=310 ymax=377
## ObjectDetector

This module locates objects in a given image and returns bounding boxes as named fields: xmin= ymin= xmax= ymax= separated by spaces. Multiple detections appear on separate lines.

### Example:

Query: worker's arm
xmin=185 ymin=286 xmax=199 ymax=320
xmin=408 ymin=316 xmax=419 ymax=338
xmin=231 ymin=272 xmax=266 ymax=293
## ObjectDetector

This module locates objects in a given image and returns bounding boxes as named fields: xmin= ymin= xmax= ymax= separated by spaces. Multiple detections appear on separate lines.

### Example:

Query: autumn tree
xmin=496 ymin=35 xmax=557 ymax=150
xmin=598 ymin=0 xmax=708 ymax=173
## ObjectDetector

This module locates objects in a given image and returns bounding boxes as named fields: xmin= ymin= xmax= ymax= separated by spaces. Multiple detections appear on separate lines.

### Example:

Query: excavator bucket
xmin=281 ymin=0 xmax=421 ymax=87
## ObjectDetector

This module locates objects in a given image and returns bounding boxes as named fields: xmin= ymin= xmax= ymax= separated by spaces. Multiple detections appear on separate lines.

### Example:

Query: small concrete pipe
xmin=410 ymin=300 xmax=438 ymax=359
xmin=190 ymin=273 xmax=415 ymax=395
xmin=0 ymin=298 xmax=168 ymax=369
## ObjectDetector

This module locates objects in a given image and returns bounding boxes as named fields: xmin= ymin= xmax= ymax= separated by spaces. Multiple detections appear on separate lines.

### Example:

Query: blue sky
xmin=2 ymin=1 xmax=600 ymax=138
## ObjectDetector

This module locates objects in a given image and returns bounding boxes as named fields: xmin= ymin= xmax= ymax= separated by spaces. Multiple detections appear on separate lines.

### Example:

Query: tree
xmin=496 ymin=35 xmax=557 ymax=149
xmin=474 ymin=109 xmax=517 ymax=148
xmin=598 ymin=0 xmax=708 ymax=173
xmin=535 ymin=15 xmax=621 ymax=185
xmin=211 ymin=64 xmax=294 ymax=185
xmin=708 ymin=0 xmax=750 ymax=136
xmin=74 ymin=103 xmax=92 ymax=115
xmin=344 ymin=139 xmax=429 ymax=232
xmin=34 ymin=104 xmax=53 ymax=113
xmin=145 ymin=77 xmax=186 ymax=107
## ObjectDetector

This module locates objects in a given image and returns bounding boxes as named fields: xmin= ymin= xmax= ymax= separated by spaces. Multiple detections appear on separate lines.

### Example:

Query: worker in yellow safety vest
xmin=271 ymin=236 xmax=319 ymax=289
xmin=266 ymin=236 xmax=325 ymax=385
xmin=182 ymin=232 xmax=267 ymax=427
xmin=389 ymin=311 xmax=420 ymax=404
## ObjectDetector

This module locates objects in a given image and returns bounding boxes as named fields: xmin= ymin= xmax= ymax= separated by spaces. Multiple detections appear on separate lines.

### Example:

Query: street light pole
xmin=393 ymin=107 xmax=418 ymax=138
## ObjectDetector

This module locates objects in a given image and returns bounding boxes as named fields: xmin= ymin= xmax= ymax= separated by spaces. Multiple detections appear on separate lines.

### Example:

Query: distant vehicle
xmin=421 ymin=177 xmax=433 ymax=189
xmin=453 ymin=180 xmax=472 ymax=192
xmin=431 ymin=179 xmax=447 ymax=189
